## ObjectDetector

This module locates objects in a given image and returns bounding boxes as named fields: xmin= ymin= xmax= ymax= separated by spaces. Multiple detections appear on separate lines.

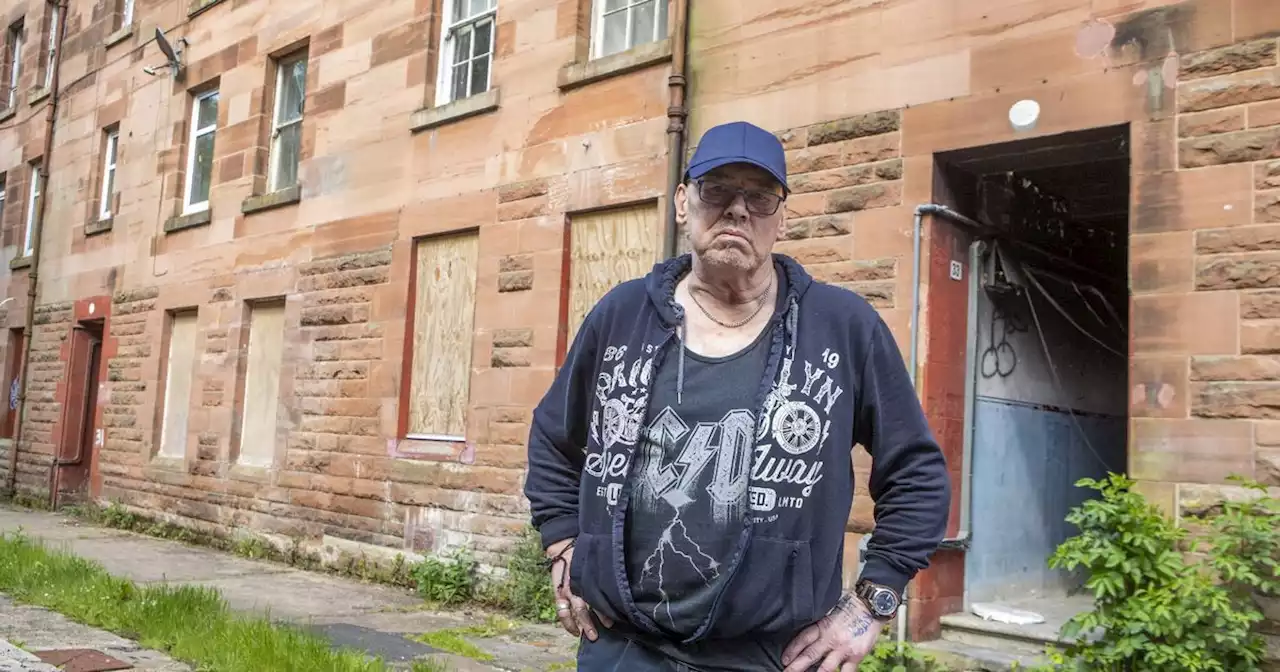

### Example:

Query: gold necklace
xmin=688 ymin=276 xmax=774 ymax=329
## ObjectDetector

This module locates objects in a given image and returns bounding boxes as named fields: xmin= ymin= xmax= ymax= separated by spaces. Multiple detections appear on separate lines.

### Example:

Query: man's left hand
xmin=781 ymin=595 xmax=883 ymax=672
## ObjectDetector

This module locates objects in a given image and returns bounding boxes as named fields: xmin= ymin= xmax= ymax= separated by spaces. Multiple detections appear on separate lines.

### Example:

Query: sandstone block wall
xmin=0 ymin=0 xmax=1277 ymax=644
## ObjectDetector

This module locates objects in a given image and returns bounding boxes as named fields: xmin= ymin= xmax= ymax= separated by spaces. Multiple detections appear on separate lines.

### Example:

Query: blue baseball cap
xmin=685 ymin=121 xmax=789 ymax=195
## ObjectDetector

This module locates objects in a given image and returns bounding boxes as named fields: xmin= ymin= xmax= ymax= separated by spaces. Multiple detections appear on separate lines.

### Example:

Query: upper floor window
xmin=436 ymin=0 xmax=496 ymax=106
xmin=592 ymin=0 xmax=666 ymax=59
xmin=118 ymin=0 xmax=135 ymax=31
xmin=3 ymin=21 xmax=21 ymax=109
xmin=24 ymin=162 xmax=41 ymax=258
xmin=183 ymin=89 xmax=218 ymax=214
xmin=99 ymin=129 xmax=119 ymax=221
xmin=269 ymin=51 xmax=306 ymax=192
xmin=42 ymin=3 xmax=58 ymax=89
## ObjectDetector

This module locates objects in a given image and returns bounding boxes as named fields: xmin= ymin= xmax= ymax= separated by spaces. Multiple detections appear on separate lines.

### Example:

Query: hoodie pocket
xmin=710 ymin=536 xmax=815 ymax=639
xmin=569 ymin=532 xmax=623 ymax=625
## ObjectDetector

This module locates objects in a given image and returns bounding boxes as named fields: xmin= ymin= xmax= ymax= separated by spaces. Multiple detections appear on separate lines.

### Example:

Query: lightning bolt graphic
xmin=640 ymin=511 xmax=721 ymax=627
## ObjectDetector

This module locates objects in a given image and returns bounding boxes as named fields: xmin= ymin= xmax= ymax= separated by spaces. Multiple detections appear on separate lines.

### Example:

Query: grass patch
xmin=64 ymin=501 xmax=415 ymax=588
xmin=0 ymin=529 xmax=420 ymax=671
xmin=413 ymin=630 xmax=494 ymax=663
xmin=21 ymin=497 xmax=557 ymax=630
xmin=412 ymin=616 xmax=518 ymax=664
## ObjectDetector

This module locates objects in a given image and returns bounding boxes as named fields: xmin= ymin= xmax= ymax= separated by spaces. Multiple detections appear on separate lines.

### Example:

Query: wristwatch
xmin=855 ymin=580 xmax=901 ymax=621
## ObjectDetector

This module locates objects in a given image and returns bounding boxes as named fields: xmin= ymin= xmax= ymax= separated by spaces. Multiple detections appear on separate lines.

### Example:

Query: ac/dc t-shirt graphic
xmin=624 ymin=327 xmax=771 ymax=637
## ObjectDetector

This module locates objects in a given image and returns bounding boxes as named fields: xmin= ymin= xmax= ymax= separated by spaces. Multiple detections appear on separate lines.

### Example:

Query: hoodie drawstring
xmin=676 ymin=312 xmax=687 ymax=405
xmin=786 ymin=297 xmax=799 ymax=354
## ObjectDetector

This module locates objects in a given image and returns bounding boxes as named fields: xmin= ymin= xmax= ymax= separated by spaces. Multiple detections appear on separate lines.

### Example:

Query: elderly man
xmin=525 ymin=121 xmax=951 ymax=671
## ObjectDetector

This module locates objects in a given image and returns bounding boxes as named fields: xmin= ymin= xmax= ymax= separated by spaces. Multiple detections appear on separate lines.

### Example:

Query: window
xmin=4 ymin=22 xmax=21 ymax=109
xmin=237 ymin=301 xmax=285 ymax=466
xmin=23 ymin=163 xmax=40 ymax=258
xmin=43 ymin=3 xmax=57 ymax=89
xmin=98 ymin=129 xmax=119 ymax=221
xmin=0 ymin=173 xmax=6 ymax=228
xmin=592 ymin=0 xmax=667 ymax=59
xmin=118 ymin=0 xmax=135 ymax=30
xmin=269 ymin=52 xmax=306 ymax=192
xmin=183 ymin=89 xmax=218 ymax=214
xmin=406 ymin=232 xmax=478 ymax=440
xmin=158 ymin=310 xmax=198 ymax=459
xmin=436 ymin=0 xmax=495 ymax=106
xmin=567 ymin=203 xmax=659 ymax=344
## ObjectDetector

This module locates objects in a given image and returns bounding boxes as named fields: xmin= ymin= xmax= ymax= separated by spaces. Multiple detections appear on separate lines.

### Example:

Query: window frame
xmin=23 ymin=163 xmax=40 ymax=258
xmin=120 ymin=0 xmax=135 ymax=29
xmin=434 ymin=0 xmax=497 ymax=107
xmin=98 ymin=129 xmax=119 ymax=221
xmin=43 ymin=3 xmax=57 ymax=89
xmin=182 ymin=88 xmax=218 ymax=215
xmin=5 ymin=22 xmax=22 ymax=109
xmin=268 ymin=51 xmax=307 ymax=193
xmin=590 ymin=0 xmax=666 ymax=60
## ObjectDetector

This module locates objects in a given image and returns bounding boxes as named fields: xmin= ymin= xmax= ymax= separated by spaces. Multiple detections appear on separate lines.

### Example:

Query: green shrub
xmin=857 ymin=639 xmax=948 ymax=672
xmin=1038 ymin=473 xmax=1275 ymax=671
xmin=411 ymin=546 xmax=478 ymax=605
xmin=478 ymin=527 xmax=557 ymax=622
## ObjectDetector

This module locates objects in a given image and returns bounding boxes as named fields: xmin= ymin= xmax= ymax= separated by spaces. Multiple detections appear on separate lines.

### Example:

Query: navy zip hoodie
xmin=525 ymin=253 xmax=950 ymax=643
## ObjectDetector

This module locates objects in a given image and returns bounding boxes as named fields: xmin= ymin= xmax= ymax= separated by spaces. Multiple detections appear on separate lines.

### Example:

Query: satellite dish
xmin=149 ymin=27 xmax=186 ymax=80
xmin=156 ymin=28 xmax=179 ymax=66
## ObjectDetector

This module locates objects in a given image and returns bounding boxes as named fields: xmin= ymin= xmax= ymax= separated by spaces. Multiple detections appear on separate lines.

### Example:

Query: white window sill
xmin=105 ymin=24 xmax=134 ymax=48
xmin=559 ymin=38 xmax=672 ymax=91
xmin=164 ymin=208 xmax=212 ymax=233
xmin=409 ymin=87 xmax=500 ymax=133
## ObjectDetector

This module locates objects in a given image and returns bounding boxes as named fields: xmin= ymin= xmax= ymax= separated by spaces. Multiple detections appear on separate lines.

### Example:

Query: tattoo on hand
xmin=834 ymin=592 xmax=874 ymax=638
xmin=849 ymin=612 xmax=873 ymax=638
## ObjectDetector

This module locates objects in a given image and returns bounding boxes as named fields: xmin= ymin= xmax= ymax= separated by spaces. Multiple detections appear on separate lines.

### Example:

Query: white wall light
xmin=1009 ymin=99 xmax=1041 ymax=132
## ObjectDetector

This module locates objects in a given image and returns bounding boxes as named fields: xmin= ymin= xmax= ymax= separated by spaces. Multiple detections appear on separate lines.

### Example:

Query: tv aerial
xmin=142 ymin=28 xmax=186 ymax=80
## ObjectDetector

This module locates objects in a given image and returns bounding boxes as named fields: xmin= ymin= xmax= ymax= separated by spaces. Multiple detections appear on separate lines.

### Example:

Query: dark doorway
xmin=2 ymin=328 xmax=24 ymax=440
xmin=936 ymin=125 xmax=1131 ymax=619
xmin=52 ymin=320 xmax=104 ymax=506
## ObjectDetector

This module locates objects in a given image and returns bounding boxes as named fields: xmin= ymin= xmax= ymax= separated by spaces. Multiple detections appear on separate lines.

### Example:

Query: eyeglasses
xmin=692 ymin=179 xmax=785 ymax=217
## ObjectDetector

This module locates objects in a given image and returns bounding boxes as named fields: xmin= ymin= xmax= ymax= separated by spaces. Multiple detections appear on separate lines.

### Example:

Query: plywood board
xmin=408 ymin=232 xmax=479 ymax=438
xmin=158 ymin=312 xmax=197 ymax=459
xmin=567 ymin=203 xmax=660 ymax=345
xmin=239 ymin=301 xmax=285 ymax=466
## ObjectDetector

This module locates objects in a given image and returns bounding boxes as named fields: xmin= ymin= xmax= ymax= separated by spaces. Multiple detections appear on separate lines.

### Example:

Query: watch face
xmin=871 ymin=589 xmax=898 ymax=614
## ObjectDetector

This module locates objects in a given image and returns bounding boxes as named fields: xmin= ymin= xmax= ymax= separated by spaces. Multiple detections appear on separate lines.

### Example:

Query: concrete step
xmin=918 ymin=639 xmax=1048 ymax=671
xmin=938 ymin=611 xmax=1067 ymax=657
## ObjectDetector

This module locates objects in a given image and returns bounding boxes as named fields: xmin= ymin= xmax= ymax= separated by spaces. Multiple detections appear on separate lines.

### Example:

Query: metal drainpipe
xmin=8 ymin=0 xmax=69 ymax=496
xmin=661 ymin=0 xmax=691 ymax=259
xmin=899 ymin=203 xmax=983 ymax=649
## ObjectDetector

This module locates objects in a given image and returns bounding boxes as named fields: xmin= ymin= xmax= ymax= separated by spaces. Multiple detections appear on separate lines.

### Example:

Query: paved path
xmin=0 ymin=507 xmax=578 ymax=671
xmin=0 ymin=595 xmax=188 ymax=671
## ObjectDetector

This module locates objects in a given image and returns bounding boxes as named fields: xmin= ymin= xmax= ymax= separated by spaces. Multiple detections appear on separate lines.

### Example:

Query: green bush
xmin=411 ymin=546 xmax=478 ymax=605
xmin=478 ymin=527 xmax=558 ymax=622
xmin=857 ymin=640 xmax=948 ymax=672
xmin=1037 ymin=473 xmax=1276 ymax=671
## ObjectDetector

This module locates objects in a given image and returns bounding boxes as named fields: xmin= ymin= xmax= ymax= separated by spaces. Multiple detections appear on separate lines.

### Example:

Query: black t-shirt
xmin=624 ymin=321 xmax=772 ymax=638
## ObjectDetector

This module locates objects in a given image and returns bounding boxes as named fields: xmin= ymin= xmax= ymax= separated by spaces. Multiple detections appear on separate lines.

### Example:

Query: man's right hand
xmin=548 ymin=538 xmax=613 ymax=641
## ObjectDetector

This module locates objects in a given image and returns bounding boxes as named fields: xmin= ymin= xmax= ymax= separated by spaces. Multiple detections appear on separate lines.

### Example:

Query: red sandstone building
xmin=0 ymin=0 xmax=1276 ymax=655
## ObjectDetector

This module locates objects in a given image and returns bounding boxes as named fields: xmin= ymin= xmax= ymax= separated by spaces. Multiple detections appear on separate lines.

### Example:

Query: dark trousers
xmin=575 ymin=623 xmax=796 ymax=672
xmin=576 ymin=627 xmax=699 ymax=672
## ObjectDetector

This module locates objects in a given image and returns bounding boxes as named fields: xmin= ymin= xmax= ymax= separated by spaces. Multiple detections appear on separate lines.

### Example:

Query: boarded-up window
xmin=158 ymin=311 xmax=198 ymax=458
xmin=407 ymin=232 xmax=479 ymax=439
xmin=238 ymin=301 xmax=285 ymax=466
xmin=567 ymin=203 xmax=660 ymax=344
